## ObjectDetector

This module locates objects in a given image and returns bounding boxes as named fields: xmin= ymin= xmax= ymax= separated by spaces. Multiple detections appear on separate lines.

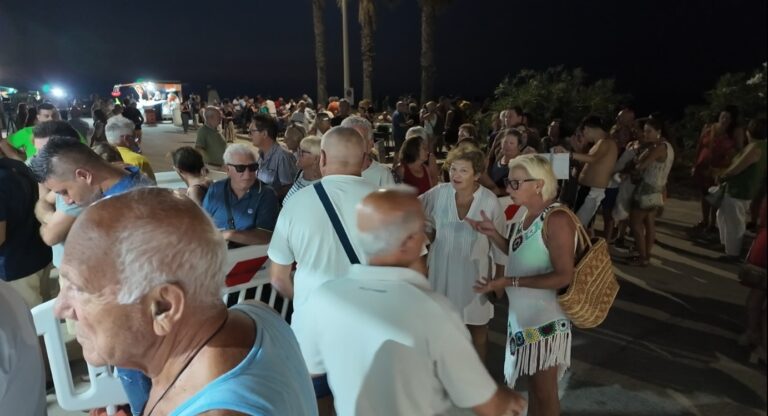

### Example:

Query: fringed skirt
xmin=504 ymin=318 xmax=572 ymax=388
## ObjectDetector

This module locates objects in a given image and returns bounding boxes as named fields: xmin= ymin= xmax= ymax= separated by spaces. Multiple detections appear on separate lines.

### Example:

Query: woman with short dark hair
xmin=171 ymin=146 xmax=212 ymax=205
xmin=395 ymin=135 xmax=433 ymax=194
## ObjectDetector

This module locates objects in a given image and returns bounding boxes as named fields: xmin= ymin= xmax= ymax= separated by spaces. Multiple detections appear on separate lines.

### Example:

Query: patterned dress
xmin=504 ymin=203 xmax=573 ymax=387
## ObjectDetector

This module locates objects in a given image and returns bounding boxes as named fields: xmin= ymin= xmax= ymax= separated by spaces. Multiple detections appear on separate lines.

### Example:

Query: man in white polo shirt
xmin=268 ymin=126 xmax=376 ymax=412
xmin=301 ymin=189 xmax=526 ymax=416
xmin=341 ymin=115 xmax=395 ymax=187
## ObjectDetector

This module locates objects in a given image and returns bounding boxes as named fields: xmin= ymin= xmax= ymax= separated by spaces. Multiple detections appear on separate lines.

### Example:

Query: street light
xmin=51 ymin=87 xmax=66 ymax=98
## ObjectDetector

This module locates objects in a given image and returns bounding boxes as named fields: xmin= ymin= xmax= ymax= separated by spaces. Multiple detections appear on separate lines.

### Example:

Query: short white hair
xmin=406 ymin=126 xmax=427 ymax=140
xmin=105 ymin=115 xmax=135 ymax=145
xmin=356 ymin=185 xmax=420 ymax=257
xmin=105 ymin=189 xmax=228 ymax=304
xmin=340 ymin=115 xmax=373 ymax=141
xmin=223 ymin=143 xmax=258 ymax=165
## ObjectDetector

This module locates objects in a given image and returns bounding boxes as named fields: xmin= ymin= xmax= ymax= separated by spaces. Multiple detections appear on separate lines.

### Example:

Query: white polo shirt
xmin=268 ymin=175 xmax=378 ymax=356
xmin=0 ymin=282 xmax=46 ymax=416
xmin=301 ymin=265 xmax=498 ymax=416
xmin=361 ymin=160 xmax=396 ymax=187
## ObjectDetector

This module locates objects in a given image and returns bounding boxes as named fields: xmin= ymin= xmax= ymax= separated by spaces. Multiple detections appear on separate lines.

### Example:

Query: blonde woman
xmin=470 ymin=155 xmax=576 ymax=416
xmin=284 ymin=136 xmax=321 ymax=204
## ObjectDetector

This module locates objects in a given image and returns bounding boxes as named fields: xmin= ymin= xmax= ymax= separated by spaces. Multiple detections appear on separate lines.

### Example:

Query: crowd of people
xmin=0 ymin=91 xmax=765 ymax=416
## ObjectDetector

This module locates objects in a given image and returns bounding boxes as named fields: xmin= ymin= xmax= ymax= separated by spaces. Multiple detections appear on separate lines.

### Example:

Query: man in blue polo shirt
xmin=0 ymin=147 xmax=52 ymax=307
xmin=203 ymin=143 xmax=279 ymax=246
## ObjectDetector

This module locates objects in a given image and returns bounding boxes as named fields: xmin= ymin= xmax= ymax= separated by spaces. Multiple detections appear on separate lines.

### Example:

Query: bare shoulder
xmin=545 ymin=209 xmax=577 ymax=239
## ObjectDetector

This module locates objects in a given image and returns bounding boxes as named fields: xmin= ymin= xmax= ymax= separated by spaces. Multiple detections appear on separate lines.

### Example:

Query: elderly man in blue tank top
xmin=54 ymin=188 xmax=317 ymax=416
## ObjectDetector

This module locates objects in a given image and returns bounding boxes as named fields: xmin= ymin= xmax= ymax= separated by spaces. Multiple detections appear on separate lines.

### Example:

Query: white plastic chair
xmin=32 ymin=300 xmax=128 ymax=415
xmin=33 ymin=244 xmax=291 ymax=415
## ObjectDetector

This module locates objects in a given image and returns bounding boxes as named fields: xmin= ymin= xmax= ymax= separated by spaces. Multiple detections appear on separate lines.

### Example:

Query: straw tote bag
xmin=543 ymin=206 xmax=619 ymax=328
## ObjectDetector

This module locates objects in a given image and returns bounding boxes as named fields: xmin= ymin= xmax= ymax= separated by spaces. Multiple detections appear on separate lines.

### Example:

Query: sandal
xmin=625 ymin=256 xmax=650 ymax=267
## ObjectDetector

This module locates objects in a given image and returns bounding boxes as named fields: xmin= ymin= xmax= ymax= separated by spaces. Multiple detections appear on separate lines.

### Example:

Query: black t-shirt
xmin=0 ymin=158 xmax=52 ymax=281
xmin=330 ymin=114 xmax=349 ymax=127
xmin=123 ymin=107 xmax=144 ymax=127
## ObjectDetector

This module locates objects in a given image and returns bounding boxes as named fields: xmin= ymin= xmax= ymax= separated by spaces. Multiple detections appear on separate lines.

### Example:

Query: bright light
xmin=51 ymin=87 xmax=66 ymax=98
xmin=144 ymin=82 xmax=156 ymax=92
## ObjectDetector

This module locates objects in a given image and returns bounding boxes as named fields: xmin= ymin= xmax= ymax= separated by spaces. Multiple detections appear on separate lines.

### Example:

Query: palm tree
xmin=419 ymin=0 xmax=451 ymax=104
xmin=313 ymin=0 xmax=329 ymax=105
xmin=358 ymin=0 xmax=376 ymax=101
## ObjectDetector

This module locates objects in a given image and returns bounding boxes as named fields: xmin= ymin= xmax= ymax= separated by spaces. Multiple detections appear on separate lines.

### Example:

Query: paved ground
xmin=49 ymin=122 xmax=766 ymax=415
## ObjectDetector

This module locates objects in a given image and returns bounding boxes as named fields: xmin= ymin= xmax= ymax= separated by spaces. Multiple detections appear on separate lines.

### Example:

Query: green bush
xmin=490 ymin=66 xmax=630 ymax=134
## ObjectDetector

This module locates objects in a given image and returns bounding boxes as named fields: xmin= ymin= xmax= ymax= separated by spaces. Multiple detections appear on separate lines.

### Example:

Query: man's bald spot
xmin=321 ymin=126 xmax=366 ymax=166
xmin=357 ymin=189 xmax=424 ymax=234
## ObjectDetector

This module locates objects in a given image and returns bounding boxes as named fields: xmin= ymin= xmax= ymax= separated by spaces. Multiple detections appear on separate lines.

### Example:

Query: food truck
xmin=111 ymin=80 xmax=183 ymax=125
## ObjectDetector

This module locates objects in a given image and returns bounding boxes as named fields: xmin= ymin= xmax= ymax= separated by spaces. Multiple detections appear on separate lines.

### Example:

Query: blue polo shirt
xmin=0 ymin=158 xmax=52 ymax=281
xmin=202 ymin=179 xmax=279 ymax=232
xmin=103 ymin=166 xmax=154 ymax=197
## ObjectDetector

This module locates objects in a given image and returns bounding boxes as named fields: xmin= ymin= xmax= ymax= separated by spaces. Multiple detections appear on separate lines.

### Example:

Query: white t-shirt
xmin=302 ymin=265 xmax=498 ymax=416
xmin=268 ymin=174 xmax=376 ymax=309
xmin=361 ymin=160 xmax=396 ymax=187
xmin=0 ymin=282 xmax=46 ymax=416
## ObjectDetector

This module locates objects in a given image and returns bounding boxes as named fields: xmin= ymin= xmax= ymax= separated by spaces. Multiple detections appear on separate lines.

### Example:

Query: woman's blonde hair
xmin=507 ymin=155 xmax=558 ymax=200
xmin=299 ymin=135 xmax=322 ymax=155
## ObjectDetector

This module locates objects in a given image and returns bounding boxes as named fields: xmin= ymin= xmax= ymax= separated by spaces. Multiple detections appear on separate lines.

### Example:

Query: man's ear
xmin=74 ymin=168 xmax=92 ymax=184
xmin=148 ymin=283 xmax=186 ymax=337
xmin=319 ymin=149 xmax=327 ymax=168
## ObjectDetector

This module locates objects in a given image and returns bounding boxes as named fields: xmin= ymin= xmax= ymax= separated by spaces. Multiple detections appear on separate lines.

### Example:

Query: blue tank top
xmin=171 ymin=302 xmax=318 ymax=416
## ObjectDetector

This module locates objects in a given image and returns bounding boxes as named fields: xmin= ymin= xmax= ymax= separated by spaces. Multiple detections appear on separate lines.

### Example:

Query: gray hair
xmin=223 ymin=143 xmax=258 ymax=165
xmin=340 ymin=115 xmax=373 ymax=141
xmin=105 ymin=189 xmax=228 ymax=304
xmin=105 ymin=115 xmax=135 ymax=145
xmin=204 ymin=106 xmax=221 ymax=123
xmin=406 ymin=126 xmax=427 ymax=140
xmin=356 ymin=185 xmax=420 ymax=258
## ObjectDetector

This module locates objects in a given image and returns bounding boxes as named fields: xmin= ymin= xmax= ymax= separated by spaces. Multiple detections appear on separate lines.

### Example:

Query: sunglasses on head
xmin=227 ymin=163 xmax=259 ymax=173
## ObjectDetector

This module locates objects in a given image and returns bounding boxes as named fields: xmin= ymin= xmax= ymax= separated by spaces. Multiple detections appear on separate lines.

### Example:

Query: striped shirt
xmin=284 ymin=171 xmax=320 ymax=205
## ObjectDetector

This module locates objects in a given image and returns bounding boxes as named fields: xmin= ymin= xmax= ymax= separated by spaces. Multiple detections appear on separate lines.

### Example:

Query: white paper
xmin=538 ymin=153 xmax=571 ymax=179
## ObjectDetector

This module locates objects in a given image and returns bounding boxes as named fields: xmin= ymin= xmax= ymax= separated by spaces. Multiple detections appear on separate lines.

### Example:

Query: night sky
xmin=1 ymin=0 xmax=765 ymax=116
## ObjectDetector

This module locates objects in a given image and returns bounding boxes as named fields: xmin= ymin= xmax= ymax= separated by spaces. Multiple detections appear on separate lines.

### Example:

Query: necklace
xmin=143 ymin=313 xmax=229 ymax=416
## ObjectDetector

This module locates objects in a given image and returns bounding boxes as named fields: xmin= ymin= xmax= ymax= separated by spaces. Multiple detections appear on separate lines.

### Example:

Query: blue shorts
xmin=312 ymin=374 xmax=332 ymax=398
xmin=602 ymin=187 xmax=620 ymax=212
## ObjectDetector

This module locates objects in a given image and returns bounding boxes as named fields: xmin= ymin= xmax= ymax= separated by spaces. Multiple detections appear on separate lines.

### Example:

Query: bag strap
xmin=541 ymin=205 xmax=591 ymax=252
xmin=223 ymin=178 xmax=236 ymax=230
xmin=314 ymin=182 xmax=360 ymax=264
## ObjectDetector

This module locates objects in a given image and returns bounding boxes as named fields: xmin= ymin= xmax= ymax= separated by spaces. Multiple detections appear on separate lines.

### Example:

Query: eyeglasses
xmin=299 ymin=149 xmax=313 ymax=156
xmin=227 ymin=163 xmax=259 ymax=173
xmin=504 ymin=178 xmax=538 ymax=190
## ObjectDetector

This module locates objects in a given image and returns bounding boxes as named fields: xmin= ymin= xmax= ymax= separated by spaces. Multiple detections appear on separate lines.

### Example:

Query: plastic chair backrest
xmin=31 ymin=300 xmax=128 ymax=413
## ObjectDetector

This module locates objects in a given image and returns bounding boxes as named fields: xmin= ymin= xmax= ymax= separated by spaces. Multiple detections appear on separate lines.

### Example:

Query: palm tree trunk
xmin=359 ymin=0 xmax=376 ymax=101
xmin=313 ymin=0 xmax=329 ymax=106
xmin=420 ymin=1 xmax=436 ymax=105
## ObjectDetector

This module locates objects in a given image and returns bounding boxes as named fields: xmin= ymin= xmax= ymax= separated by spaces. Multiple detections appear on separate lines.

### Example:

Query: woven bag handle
xmin=541 ymin=206 xmax=591 ymax=252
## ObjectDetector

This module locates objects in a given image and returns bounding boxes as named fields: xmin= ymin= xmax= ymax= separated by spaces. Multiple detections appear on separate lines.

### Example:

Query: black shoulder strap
xmin=314 ymin=182 xmax=360 ymax=264
xmin=223 ymin=179 xmax=236 ymax=230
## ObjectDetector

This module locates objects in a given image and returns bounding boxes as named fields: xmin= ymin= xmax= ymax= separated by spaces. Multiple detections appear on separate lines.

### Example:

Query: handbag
xmin=705 ymin=185 xmax=726 ymax=209
xmin=543 ymin=206 xmax=619 ymax=328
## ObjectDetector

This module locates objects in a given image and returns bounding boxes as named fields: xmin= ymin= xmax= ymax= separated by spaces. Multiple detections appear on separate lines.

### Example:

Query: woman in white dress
xmin=470 ymin=155 xmax=576 ymax=416
xmin=419 ymin=145 xmax=506 ymax=363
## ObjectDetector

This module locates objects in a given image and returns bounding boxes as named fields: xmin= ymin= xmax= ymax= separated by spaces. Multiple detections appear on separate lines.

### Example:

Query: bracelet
xmin=510 ymin=276 xmax=519 ymax=288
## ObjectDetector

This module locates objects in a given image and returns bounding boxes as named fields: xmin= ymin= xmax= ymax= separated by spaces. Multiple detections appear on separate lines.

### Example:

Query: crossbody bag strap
xmin=314 ymin=182 xmax=360 ymax=264
xmin=223 ymin=179 xmax=236 ymax=230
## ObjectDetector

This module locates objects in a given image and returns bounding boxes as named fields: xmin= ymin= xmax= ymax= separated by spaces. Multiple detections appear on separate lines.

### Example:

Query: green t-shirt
xmin=195 ymin=125 xmax=227 ymax=166
xmin=6 ymin=126 xmax=87 ymax=160
xmin=7 ymin=126 xmax=35 ymax=159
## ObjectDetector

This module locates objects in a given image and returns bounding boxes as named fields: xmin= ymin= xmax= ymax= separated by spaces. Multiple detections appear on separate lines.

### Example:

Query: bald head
xmin=320 ymin=126 xmax=367 ymax=176
xmin=356 ymin=188 xmax=425 ymax=265
xmin=64 ymin=188 xmax=227 ymax=304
